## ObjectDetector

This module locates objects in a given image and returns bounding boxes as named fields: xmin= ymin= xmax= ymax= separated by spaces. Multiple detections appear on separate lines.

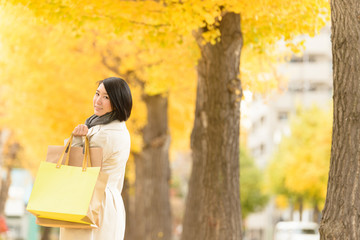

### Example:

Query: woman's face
xmin=93 ymin=83 xmax=113 ymax=116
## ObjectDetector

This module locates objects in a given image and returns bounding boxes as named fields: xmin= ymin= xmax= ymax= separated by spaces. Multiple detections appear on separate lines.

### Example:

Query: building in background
xmin=243 ymin=25 xmax=332 ymax=240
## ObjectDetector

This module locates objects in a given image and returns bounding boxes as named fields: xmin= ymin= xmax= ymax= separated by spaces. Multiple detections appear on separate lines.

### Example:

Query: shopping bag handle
xmin=56 ymin=134 xmax=92 ymax=171
xmin=56 ymin=134 xmax=74 ymax=168
xmin=83 ymin=136 xmax=92 ymax=170
xmin=69 ymin=136 xmax=92 ymax=168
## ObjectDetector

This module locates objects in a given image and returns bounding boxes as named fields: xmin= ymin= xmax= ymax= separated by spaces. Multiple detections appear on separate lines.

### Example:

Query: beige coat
xmin=60 ymin=120 xmax=130 ymax=240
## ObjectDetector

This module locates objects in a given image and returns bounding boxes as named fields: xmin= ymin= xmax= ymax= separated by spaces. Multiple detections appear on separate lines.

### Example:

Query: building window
xmin=278 ymin=111 xmax=288 ymax=121
xmin=260 ymin=116 xmax=266 ymax=125
xmin=252 ymin=121 xmax=257 ymax=132
xmin=290 ymin=55 xmax=303 ymax=63
xmin=260 ymin=144 xmax=265 ymax=155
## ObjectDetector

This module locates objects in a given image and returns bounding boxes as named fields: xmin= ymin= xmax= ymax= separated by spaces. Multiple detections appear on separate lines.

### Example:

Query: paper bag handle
xmin=83 ymin=136 xmax=92 ymax=170
xmin=56 ymin=134 xmax=92 ymax=171
xmin=56 ymin=134 xmax=74 ymax=168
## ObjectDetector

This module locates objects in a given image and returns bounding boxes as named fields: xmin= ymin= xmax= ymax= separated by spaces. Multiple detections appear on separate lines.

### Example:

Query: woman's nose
xmin=95 ymin=96 xmax=102 ymax=105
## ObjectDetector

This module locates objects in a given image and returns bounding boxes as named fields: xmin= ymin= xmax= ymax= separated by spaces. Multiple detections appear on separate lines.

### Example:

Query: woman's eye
xmin=95 ymin=92 xmax=99 ymax=96
xmin=104 ymin=96 xmax=109 ymax=99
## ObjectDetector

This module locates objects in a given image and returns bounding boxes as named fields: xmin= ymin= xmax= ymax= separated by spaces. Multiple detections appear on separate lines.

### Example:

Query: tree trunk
xmin=313 ymin=202 xmax=321 ymax=224
xmin=290 ymin=202 xmax=294 ymax=221
xmin=0 ymin=168 xmax=11 ymax=216
xmin=320 ymin=0 xmax=360 ymax=238
xmin=41 ymin=227 xmax=51 ymax=240
xmin=298 ymin=198 xmax=303 ymax=222
xmin=123 ymin=177 xmax=135 ymax=240
xmin=134 ymin=94 xmax=172 ymax=240
xmin=181 ymin=12 xmax=243 ymax=240
xmin=0 ymin=130 xmax=11 ymax=216
xmin=0 ymin=131 xmax=17 ymax=216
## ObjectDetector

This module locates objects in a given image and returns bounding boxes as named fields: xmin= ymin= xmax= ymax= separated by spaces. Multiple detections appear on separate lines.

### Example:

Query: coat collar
xmin=87 ymin=120 xmax=126 ymax=138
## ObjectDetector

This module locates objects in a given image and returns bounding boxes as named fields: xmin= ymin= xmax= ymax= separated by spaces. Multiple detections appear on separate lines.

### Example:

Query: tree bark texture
xmin=298 ymin=198 xmax=303 ymax=222
xmin=0 ymin=131 xmax=15 ymax=216
xmin=123 ymin=177 xmax=135 ymax=240
xmin=41 ymin=227 xmax=51 ymax=240
xmin=134 ymin=94 xmax=172 ymax=240
xmin=181 ymin=12 xmax=243 ymax=240
xmin=0 ymin=168 xmax=11 ymax=216
xmin=320 ymin=1 xmax=360 ymax=239
xmin=313 ymin=203 xmax=321 ymax=224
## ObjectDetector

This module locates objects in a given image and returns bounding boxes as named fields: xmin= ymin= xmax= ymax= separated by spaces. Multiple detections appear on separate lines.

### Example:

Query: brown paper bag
xmin=46 ymin=137 xmax=103 ymax=168
xmin=36 ymin=218 xmax=97 ymax=229
xmin=35 ymin=135 xmax=108 ymax=229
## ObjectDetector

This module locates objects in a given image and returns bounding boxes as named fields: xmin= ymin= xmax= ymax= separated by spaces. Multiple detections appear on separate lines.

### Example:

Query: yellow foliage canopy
xmin=0 ymin=5 xmax=115 ymax=170
xmin=0 ymin=4 xmax=197 ymax=173
xmin=0 ymin=0 xmax=330 ymax=173
xmin=267 ymin=105 xmax=332 ymax=207
xmin=4 ymin=0 xmax=330 ymax=95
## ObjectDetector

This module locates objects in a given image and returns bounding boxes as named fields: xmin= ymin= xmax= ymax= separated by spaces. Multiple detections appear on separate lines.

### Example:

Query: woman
xmin=60 ymin=77 xmax=132 ymax=240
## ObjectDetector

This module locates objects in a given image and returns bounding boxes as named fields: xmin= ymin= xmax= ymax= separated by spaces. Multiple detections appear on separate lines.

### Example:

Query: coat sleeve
xmin=64 ymin=136 xmax=84 ymax=147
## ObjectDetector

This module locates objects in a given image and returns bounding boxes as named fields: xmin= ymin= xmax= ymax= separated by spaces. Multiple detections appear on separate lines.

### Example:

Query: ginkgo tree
xmin=320 ymin=0 xmax=360 ymax=238
xmin=0 ymin=4 xmax=105 ymax=167
xmin=1 ymin=0 xmax=330 ymax=239
xmin=267 ymin=105 xmax=332 ymax=222
xmin=0 ymin=4 xmax=198 ymax=240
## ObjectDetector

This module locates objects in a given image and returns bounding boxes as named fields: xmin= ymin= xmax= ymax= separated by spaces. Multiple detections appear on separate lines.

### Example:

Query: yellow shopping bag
xmin=27 ymin=135 xmax=101 ymax=225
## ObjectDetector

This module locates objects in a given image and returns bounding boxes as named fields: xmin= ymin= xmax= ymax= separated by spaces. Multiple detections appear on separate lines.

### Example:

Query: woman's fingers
xmin=72 ymin=124 xmax=89 ymax=136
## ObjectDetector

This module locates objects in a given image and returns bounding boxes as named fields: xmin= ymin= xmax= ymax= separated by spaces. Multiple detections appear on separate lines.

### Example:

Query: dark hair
xmin=98 ymin=77 xmax=132 ymax=121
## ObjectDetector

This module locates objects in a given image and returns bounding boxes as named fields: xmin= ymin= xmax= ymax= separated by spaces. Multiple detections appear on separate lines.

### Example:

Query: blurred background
xmin=0 ymin=1 xmax=331 ymax=240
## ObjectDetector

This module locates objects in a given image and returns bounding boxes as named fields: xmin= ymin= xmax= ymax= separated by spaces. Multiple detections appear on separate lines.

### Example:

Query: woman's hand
xmin=72 ymin=124 xmax=89 ymax=136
